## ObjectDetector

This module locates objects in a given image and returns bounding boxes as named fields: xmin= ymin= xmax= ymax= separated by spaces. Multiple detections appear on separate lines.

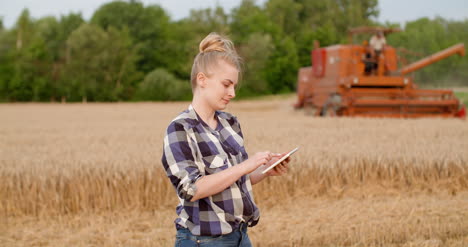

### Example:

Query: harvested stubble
xmin=1 ymin=97 xmax=467 ymax=246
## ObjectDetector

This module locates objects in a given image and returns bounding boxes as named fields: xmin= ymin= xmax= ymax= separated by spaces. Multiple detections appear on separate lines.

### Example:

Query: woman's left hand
xmin=264 ymin=152 xmax=290 ymax=176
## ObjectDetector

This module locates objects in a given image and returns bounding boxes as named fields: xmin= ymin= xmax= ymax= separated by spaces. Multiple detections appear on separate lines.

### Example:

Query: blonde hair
xmin=190 ymin=33 xmax=242 ymax=92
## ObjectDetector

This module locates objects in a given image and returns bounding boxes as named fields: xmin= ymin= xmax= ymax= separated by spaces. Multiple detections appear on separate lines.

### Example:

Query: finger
xmin=260 ymin=151 xmax=269 ymax=157
xmin=276 ymin=164 xmax=284 ymax=173
xmin=278 ymin=163 xmax=287 ymax=173
xmin=261 ymin=152 xmax=269 ymax=158
xmin=280 ymin=164 xmax=288 ymax=173
xmin=275 ymin=163 xmax=286 ymax=172
xmin=272 ymin=166 xmax=281 ymax=175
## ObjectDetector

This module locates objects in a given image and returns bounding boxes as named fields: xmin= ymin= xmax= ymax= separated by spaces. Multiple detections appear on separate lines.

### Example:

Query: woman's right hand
xmin=242 ymin=151 xmax=272 ymax=174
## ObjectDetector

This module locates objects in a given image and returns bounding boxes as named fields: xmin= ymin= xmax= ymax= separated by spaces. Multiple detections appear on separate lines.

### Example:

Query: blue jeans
xmin=174 ymin=223 xmax=252 ymax=247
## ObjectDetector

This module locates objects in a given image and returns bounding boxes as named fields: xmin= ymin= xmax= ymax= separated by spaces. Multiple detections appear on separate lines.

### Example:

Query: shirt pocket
xmin=202 ymin=153 xmax=229 ymax=173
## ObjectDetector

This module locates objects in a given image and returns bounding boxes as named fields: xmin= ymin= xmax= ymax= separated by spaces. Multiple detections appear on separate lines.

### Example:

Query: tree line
xmin=0 ymin=0 xmax=466 ymax=102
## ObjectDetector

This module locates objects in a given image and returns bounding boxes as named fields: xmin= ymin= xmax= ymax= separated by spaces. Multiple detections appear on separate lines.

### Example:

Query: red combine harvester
xmin=294 ymin=27 xmax=466 ymax=118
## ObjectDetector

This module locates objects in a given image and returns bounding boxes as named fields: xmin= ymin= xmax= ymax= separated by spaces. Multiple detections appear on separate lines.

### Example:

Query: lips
xmin=222 ymin=99 xmax=230 ymax=104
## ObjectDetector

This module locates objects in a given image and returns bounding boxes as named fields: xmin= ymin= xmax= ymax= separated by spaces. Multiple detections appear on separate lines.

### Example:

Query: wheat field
xmin=1 ymin=95 xmax=467 ymax=246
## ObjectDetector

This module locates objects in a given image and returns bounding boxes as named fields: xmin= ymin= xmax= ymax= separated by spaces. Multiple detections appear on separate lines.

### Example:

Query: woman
xmin=162 ymin=33 xmax=291 ymax=247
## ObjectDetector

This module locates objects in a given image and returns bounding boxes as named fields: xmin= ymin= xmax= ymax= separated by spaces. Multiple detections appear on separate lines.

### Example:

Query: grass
xmin=0 ymin=97 xmax=467 ymax=246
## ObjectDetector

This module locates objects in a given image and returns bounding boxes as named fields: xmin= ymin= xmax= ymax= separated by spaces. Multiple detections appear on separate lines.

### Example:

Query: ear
xmin=196 ymin=72 xmax=207 ymax=88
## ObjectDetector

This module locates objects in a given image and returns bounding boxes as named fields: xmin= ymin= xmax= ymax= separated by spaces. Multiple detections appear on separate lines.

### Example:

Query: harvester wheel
xmin=321 ymin=94 xmax=342 ymax=117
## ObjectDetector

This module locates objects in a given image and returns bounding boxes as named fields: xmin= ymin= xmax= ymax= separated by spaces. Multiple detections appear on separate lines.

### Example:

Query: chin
xmin=209 ymin=103 xmax=224 ymax=111
xmin=217 ymin=100 xmax=229 ymax=110
xmin=218 ymin=104 xmax=227 ymax=110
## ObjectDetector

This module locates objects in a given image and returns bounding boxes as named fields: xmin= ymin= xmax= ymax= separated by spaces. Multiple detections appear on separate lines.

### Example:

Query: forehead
xmin=209 ymin=60 xmax=239 ymax=82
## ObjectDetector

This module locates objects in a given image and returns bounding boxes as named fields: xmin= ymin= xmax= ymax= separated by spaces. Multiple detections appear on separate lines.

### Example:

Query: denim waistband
xmin=237 ymin=222 xmax=248 ymax=232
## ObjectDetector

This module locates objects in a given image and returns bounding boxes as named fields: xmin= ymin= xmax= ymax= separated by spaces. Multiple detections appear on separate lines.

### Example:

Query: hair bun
xmin=190 ymin=32 xmax=242 ymax=92
xmin=199 ymin=32 xmax=234 ymax=54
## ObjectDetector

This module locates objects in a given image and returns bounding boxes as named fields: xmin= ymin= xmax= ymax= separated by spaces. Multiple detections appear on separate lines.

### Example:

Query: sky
xmin=1 ymin=0 xmax=467 ymax=28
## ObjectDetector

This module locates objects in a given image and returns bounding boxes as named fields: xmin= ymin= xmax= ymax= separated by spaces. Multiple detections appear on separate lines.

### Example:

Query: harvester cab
xmin=348 ymin=26 xmax=401 ymax=77
xmin=295 ymin=26 xmax=466 ymax=118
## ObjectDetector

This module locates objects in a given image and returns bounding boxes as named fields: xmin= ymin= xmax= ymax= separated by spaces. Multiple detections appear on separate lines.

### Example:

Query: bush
xmin=134 ymin=68 xmax=192 ymax=101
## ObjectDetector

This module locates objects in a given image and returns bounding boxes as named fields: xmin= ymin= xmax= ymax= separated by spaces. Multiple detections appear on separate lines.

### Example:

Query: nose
xmin=228 ymin=86 xmax=235 ymax=98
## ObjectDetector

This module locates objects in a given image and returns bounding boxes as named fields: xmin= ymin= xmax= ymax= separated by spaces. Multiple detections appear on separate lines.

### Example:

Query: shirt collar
xmin=187 ymin=104 xmax=225 ymax=132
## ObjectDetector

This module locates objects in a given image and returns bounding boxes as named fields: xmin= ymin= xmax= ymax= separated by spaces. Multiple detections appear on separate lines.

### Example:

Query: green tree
xmin=8 ymin=9 xmax=36 ymax=101
xmin=237 ymin=33 xmax=274 ymax=96
xmin=388 ymin=17 xmax=468 ymax=86
xmin=186 ymin=6 xmax=230 ymax=35
xmin=163 ymin=6 xmax=231 ymax=80
xmin=1 ymin=0 xmax=465 ymax=102
xmin=0 ymin=23 xmax=16 ymax=101
xmin=266 ymin=36 xmax=299 ymax=93
xmin=91 ymin=1 xmax=170 ymax=73
xmin=0 ymin=11 xmax=84 ymax=102
xmin=134 ymin=68 xmax=191 ymax=101
xmin=229 ymin=0 xmax=282 ymax=96
xmin=64 ymin=23 xmax=140 ymax=102
xmin=50 ymin=13 xmax=84 ymax=101
xmin=230 ymin=0 xmax=279 ymax=43
xmin=292 ymin=0 xmax=378 ymax=43
xmin=265 ymin=0 xmax=302 ymax=37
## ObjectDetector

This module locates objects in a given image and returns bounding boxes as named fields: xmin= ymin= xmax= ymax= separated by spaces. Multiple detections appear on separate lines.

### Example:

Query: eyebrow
xmin=223 ymin=79 xmax=237 ymax=85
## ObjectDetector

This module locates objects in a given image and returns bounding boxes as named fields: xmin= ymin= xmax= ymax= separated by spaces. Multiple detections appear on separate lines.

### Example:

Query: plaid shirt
xmin=161 ymin=105 xmax=260 ymax=236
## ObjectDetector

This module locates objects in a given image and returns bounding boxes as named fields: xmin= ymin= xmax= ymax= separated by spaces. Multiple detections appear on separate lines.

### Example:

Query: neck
xmin=191 ymin=95 xmax=215 ymax=124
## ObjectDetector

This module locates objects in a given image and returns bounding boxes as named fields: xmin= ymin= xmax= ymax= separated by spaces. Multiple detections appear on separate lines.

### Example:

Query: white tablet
xmin=261 ymin=147 xmax=299 ymax=174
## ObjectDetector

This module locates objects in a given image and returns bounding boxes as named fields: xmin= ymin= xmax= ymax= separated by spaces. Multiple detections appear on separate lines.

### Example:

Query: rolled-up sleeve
xmin=161 ymin=122 xmax=202 ymax=201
